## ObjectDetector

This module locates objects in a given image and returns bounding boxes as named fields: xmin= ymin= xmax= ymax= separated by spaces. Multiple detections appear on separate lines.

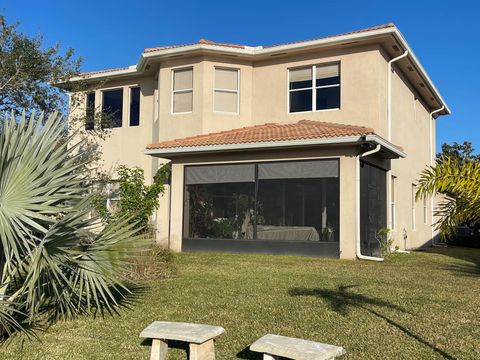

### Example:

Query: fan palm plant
xmin=417 ymin=156 xmax=480 ymax=239
xmin=0 ymin=111 xmax=143 ymax=339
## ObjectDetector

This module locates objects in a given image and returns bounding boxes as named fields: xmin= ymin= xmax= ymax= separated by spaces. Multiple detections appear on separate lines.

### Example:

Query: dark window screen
xmin=184 ymin=160 xmax=339 ymax=243
xmin=102 ymin=89 xmax=123 ymax=128
xmin=129 ymin=87 xmax=140 ymax=126
xmin=360 ymin=162 xmax=387 ymax=256
xmin=85 ymin=92 xmax=95 ymax=130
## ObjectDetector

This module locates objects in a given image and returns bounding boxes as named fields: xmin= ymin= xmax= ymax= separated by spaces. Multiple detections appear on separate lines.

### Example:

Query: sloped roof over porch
xmin=145 ymin=120 xmax=406 ymax=159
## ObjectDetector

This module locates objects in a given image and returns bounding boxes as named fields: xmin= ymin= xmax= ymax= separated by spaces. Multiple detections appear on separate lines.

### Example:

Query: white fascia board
xmin=69 ymin=67 xmax=138 ymax=82
xmin=390 ymin=29 xmax=451 ymax=115
xmin=365 ymin=134 xmax=407 ymax=158
xmin=144 ymin=135 xmax=406 ymax=158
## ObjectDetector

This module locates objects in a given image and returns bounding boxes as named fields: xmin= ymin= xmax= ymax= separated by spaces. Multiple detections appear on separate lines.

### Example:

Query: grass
xmin=1 ymin=247 xmax=479 ymax=359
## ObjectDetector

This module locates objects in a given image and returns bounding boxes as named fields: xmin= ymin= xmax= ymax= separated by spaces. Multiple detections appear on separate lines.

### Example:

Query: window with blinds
xmin=172 ymin=68 xmax=193 ymax=114
xmin=214 ymin=67 xmax=239 ymax=113
xmin=289 ymin=63 xmax=340 ymax=113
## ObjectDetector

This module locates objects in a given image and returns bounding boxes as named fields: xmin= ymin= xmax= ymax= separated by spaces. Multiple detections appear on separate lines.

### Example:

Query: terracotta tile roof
xmin=80 ymin=24 xmax=396 ymax=77
xmin=80 ymin=67 xmax=131 ymax=76
xmin=144 ymin=38 xmax=246 ymax=53
xmin=263 ymin=23 xmax=395 ymax=48
xmin=143 ymin=23 xmax=395 ymax=54
xmin=146 ymin=120 xmax=375 ymax=150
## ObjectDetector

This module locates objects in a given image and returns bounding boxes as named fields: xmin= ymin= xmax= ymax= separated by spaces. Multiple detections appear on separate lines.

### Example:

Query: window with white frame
xmin=214 ymin=67 xmax=239 ymax=113
xmin=391 ymin=175 xmax=396 ymax=230
xmin=172 ymin=68 xmax=193 ymax=114
xmin=289 ymin=63 xmax=340 ymax=113
xmin=106 ymin=182 xmax=120 ymax=212
xmin=412 ymin=184 xmax=416 ymax=231
xmin=423 ymin=197 xmax=428 ymax=225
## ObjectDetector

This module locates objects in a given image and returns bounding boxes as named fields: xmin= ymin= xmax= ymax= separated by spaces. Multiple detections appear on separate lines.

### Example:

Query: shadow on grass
xmin=427 ymin=247 xmax=480 ymax=278
xmin=236 ymin=346 xmax=263 ymax=360
xmin=92 ymin=282 xmax=149 ymax=319
xmin=288 ymin=285 xmax=456 ymax=360
xmin=139 ymin=338 xmax=189 ymax=356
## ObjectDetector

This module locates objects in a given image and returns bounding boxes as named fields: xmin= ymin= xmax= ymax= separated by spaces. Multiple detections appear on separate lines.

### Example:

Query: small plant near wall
xmin=376 ymin=227 xmax=393 ymax=256
xmin=95 ymin=164 xmax=171 ymax=234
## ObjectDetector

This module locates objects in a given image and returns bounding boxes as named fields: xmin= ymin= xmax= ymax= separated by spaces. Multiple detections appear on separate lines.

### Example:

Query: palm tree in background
xmin=417 ymin=156 xmax=480 ymax=239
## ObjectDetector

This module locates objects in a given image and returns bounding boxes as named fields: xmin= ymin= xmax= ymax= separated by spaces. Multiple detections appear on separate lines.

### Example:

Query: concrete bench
xmin=140 ymin=321 xmax=225 ymax=360
xmin=250 ymin=334 xmax=346 ymax=360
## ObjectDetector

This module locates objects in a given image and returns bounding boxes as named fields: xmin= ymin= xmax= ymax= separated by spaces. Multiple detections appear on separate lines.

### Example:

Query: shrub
xmin=126 ymin=244 xmax=177 ymax=282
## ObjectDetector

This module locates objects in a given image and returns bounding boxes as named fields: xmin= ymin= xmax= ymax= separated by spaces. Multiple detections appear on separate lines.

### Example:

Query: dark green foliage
xmin=437 ymin=141 xmax=480 ymax=163
xmin=0 ymin=16 xmax=81 ymax=115
xmin=109 ymin=164 xmax=171 ymax=233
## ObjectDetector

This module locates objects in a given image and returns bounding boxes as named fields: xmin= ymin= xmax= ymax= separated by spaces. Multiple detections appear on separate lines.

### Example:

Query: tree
xmin=436 ymin=141 xmax=480 ymax=162
xmin=0 ymin=111 xmax=144 ymax=339
xmin=416 ymin=156 xmax=480 ymax=239
xmin=0 ymin=15 xmax=113 ymax=174
xmin=0 ymin=16 xmax=81 ymax=115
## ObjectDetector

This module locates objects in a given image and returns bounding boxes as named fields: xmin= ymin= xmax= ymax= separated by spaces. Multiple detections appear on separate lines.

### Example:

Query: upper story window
xmin=102 ymin=89 xmax=123 ymax=128
xmin=172 ymin=68 xmax=193 ymax=114
xmin=214 ymin=67 xmax=239 ymax=113
xmin=288 ymin=63 xmax=340 ymax=113
xmin=129 ymin=87 xmax=140 ymax=126
xmin=85 ymin=92 xmax=95 ymax=130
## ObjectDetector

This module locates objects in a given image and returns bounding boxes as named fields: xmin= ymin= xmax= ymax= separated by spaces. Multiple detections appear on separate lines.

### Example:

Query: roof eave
xmin=144 ymin=135 xmax=406 ymax=159
xmin=68 ymin=26 xmax=450 ymax=114
xmin=69 ymin=68 xmax=138 ymax=82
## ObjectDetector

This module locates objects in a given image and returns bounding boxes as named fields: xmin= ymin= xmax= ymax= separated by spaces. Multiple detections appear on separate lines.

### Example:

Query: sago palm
xmin=417 ymin=156 xmax=480 ymax=239
xmin=0 ymin=111 xmax=143 ymax=339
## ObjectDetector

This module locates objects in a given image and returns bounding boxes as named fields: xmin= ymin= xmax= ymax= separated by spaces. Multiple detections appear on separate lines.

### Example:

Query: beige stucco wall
xmin=71 ymin=41 xmax=441 ymax=255
xmin=386 ymin=59 xmax=436 ymax=249
xmin=251 ymin=45 xmax=386 ymax=135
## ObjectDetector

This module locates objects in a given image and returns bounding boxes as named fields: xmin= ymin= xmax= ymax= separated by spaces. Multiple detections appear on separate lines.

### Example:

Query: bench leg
xmin=189 ymin=339 xmax=215 ymax=360
xmin=150 ymin=339 xmax=168 ymax=360
xmin=263 ymin=354 xmax=279 ymax=360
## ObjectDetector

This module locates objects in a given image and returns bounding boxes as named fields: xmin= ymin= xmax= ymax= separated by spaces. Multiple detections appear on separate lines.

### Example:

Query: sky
xmin=1 ymin=0 xmax=478 ymax=152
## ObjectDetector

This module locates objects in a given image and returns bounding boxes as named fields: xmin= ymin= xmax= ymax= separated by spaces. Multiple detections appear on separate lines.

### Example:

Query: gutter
xmin=144 ymin=134 xmax=407 ymax=159
xmin=355 ymin=144 xmax=384 ymax=261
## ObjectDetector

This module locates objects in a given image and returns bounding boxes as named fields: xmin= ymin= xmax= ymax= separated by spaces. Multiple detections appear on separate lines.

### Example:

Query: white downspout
xmin=386 ymin=50 xmax=408 ymax=235
xmin=356 ymin=144 xmax=384 ymax=261
xmin=429 ymin=106 xmax=445 ymax=247
xmin=387 ymin=50 xmax=408 ymax=141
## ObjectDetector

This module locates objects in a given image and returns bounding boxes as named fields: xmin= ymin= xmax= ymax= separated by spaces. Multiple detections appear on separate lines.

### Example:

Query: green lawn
xmin=1 ymin=248 xmax=479 ymax=359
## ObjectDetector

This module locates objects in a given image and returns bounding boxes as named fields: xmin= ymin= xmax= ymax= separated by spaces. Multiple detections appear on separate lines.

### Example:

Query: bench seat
xmin=140 ymin=321 xmax=225 ymax=360
xmin=250 ymin=334 xmax=345 ymax=360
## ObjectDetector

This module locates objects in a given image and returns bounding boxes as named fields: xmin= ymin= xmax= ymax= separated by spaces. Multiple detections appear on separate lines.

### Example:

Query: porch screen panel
xmin=360 ymin=162 xmax=387 ymax=257
xmin=258 ymin=159 xmax=338 ymax=179
xmin=185 ymin=164 xmax=255 ymax=184
xmin=257 ymin=160 xmax=339 ymax=242
xmin=185 ymin=163 xmax=255 ymax=240
xmin=184 ymin=160 xmax=340 ymax=245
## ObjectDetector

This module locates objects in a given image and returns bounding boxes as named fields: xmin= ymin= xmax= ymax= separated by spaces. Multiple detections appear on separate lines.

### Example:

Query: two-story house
xmin=68 ymin=24 xmax=450 ymax=260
